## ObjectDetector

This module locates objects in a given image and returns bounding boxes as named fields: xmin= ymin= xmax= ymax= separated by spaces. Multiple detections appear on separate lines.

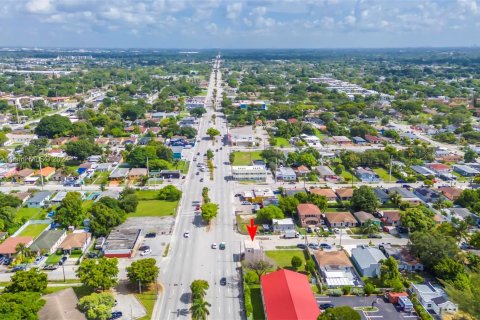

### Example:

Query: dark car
xmin=197 ymin=152 xmax=200 ymax=155
xmin=88 ymin=252 xmax=98 ymax=258
xmin=396 ymin=180 xmax=406 ymax=183
xmin=139 ymin=245 xmax=150 ymax=251
xmin=319 ymin=303 xmax=335 ymax=310
xmin=368 ymin=234 xmax=382 ymax=239
xmin=320 ymin=243 xmax=332 ymax=249
xmin=308 ymin=243 xmax=319 ymax=250
xmin=59 ymin=256 xmax=68 ymax=265
xmin=220 ymin=277 xmax=227 ymax=286
xmin=402 ymin=184 xmax=412 ymax=190
xmin=145 ymin=232 xmax=157 ymax=238
xmin=296 ymin=243 xmax=306 ymax=249
xmin=108 ymin=311 xmax=123 ymax=320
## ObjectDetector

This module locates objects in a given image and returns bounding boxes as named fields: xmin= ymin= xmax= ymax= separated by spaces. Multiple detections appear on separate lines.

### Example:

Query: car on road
xmin=211 ymin=243 xmax=217 ymax=249
xmin=196 ymin=172 xmax=199 ymax=175
xmin=200 ymin=178 xmax=204 ymax=182
xmin=193 ymin=157 xmax=197 ymax=161
xmin=308 ymin=243 xmax=319 ymax=250
xmin=297 ymin=243 xmax=306 ymax=249
xmin=220 ymin=277 xmax=227 ymax=286
xmin=145 ymin=232 xmax=156 ymax=238
xmin=220 ymin=147 xmax=223 ymax=150
xmin=241 ymin=201 xmax=251 ymax=205
xmin=12 ymin=264 xmax=27 ymax=272
xmin=195 ymin=205 xmax=200 ymax=210
xmin=197 ymin=152 xmax=200 ymax=155
xmin=184 ymin=232 xmax=190 ymax=238
xmin=43 ymin=264 xmax=58 ymax=270
xmin=319 ymin=303 xmax=335 ymax=310
xmin=320 ymin=243 xmax=332 ymax=249
xmin=219 ymin=242 xmax=226 ymax=250
xmin=140 ymin=249 xmax=152 ymax=256
xmin=108 ymin=311 xmax=123 ymax=320
xmin=368 ymin=234 xmax=382 ymax=239
xmin=34 ymin=256 xmax=44 ymax=264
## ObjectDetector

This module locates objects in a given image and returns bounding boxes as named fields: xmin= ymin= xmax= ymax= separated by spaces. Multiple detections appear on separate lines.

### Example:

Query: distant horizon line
xmin=0 ymin=45 xmax=479 ymax=51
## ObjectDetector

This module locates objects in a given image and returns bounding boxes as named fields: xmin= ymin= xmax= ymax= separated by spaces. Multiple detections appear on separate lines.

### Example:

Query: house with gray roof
xmin=275 ymin=167 xmax=297 ymax=181
xmin=109 ymin=167 xmax=129 ymax=181
xmin=27 ymin=191 xmax=52 ymax=208
xmin=410 ymin=282 xmax=458 ymax=316
xmin=29 ymin=229 xmax=67 ymax=255
xmin=351 ymin=245 xmax=387 ymax=277
xmin=410 ymin=165 xmax=435 ymax=177
xmin=373 ymin=188 xmax=390 ymax=204
xmin=388 ymin=187 xmax=422 ymax=205
xmin=453 ymin=164 xmax=480 ymax=177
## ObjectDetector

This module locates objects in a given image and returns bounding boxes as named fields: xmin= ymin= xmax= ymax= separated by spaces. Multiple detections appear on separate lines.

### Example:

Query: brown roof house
xmin=294 ymin=165 xmax=311 ymax=177
xmin=11 ymin=192 xmax=31 ymax=204
xmin=313 ymin=250 xmax=360 ymax=288
xmin=437 ymin=187 xmax=463 ymax=201
xmin=35 ymin=166 xmax=56 ymax=180
xmin=381 ymin=210 xmax=401 ymax=226
xmin=323 ymin=212 xmax=357 ymax=228
xmin=335 ymin=188 xmax=354 ymax=201
xmin=0 ymin=236 xmax=34 ymax=258
xmin=58 ymin=232 xmax=92 ymax=254
xmin=128 ymin=168 xmax=148 ymax=180
xmin=13 ymin=168 xmax=35 ymax=184
xmin=309 ymin=188 xmax=337 ymax=201
xmin=297 ymin=203 xmax=323 ymax=227
xmin=353 ymin=211 xmax=381 ymax=226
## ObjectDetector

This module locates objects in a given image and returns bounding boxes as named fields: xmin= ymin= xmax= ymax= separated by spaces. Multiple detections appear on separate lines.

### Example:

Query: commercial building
xmin=261 ymin=269 xmax=319 ymax=320
xmin=275 ymin=167 xmax=297 ymax=181
xmin=231 ymin=166 xmax=267 ymax=182
xmin=244 ymin=239 xmax=264 ymax=261
xmin=102 ymin=228 xmax=142 ymax=258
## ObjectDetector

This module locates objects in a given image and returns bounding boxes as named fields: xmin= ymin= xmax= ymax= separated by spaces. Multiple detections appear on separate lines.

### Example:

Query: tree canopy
xmin=55 ymin=191 xmax=85 ymax=227
xmin=351 ymin=186 xmax=380 ymax=213
xmin=157 ymin=185 xmax=182 ymax=201
xmin=78 ymin=292 xmax=115 ymax=320
xmin=126 ymin=258 xmax=159 ymax=288
xmin=76 ymin=257 xmax=119 ymax=291
xmin=34 ymin=115 xmax=72 ymax=138
xmin=4 ymin=268 xmax=48 ymax=294
xmin=256 ymin=205 xmax=284 ymax=223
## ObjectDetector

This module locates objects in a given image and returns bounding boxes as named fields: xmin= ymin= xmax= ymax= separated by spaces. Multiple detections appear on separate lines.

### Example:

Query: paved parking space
xmin=316 ymin=295 xmax=419 ymax=320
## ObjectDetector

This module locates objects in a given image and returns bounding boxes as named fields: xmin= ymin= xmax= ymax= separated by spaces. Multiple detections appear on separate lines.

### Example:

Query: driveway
xmin=113 ymin=281 xmax=146 ymax=320
xmin=316 ymin=295 xmax=419 ymax=320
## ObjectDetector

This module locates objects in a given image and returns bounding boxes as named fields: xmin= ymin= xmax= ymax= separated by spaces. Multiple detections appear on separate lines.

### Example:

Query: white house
xmin=272 ymin=218 xmax=295 ymax=232
xmin=410 ymin=283 xmax=458 ymax=316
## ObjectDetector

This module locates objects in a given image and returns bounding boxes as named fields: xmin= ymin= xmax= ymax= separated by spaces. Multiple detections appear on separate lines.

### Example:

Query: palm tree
xmin=454 ymin=221 xmax=470 ymax=243
xmin=390 ymin=192 xmax=402 ymax=207
xmin=361 ymin=219 xmax=379 ymax=236
xmin=190 ymin=298 xmax=211 ymax=320
xmin=15 ymin=243 xmax=32 ymax=262
xmin=190 ymin=280 xmax=209 ymax=300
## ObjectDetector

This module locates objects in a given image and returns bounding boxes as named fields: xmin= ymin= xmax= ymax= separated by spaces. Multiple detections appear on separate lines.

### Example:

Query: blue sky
xmin=1 ymin=0 xmax=480 ymax=48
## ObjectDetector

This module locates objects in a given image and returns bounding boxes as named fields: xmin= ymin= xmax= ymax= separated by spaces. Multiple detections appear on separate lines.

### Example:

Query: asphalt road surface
xmin=153 ymin=58 xmax=244 ymax=320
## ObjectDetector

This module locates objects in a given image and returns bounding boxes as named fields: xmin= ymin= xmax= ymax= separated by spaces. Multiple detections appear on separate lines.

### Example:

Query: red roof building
xmin=261 ymin=269 xmax=320 ymax=320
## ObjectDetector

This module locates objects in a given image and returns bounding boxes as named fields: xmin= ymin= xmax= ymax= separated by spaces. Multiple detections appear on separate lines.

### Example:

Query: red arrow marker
xmin=247 ymin=218 xmax=258 ymax=241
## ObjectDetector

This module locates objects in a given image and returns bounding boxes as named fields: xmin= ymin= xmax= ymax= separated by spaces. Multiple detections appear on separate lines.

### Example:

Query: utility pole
xmin=139 ymin=279 xmax=142 ymax=294
xmin=38 ymin=156 xmax=44 ymax=190
xmin=389 ymin=155 xmax=393 ymax=183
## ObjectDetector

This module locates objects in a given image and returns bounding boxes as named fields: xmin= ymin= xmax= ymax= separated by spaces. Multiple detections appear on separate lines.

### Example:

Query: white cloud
xmin=205 ymin=22 xmax=218 ymax=34
xmin=25 ymin=0 xmax=54 ymax=14
xmin=226 ymin=2 xmax=242 ymax=20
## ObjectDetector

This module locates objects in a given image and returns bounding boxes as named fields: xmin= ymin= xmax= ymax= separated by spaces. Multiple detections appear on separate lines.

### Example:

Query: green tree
xmin=291 ymin=256 xmax=302 ymax=270
xmin=190 ymin=280 xmax=209 ymax=300
xmin=15 ymin=243 xmax=32 ymax=263
xmin=206 ymin=149 xmax=214 ymax=160
xmin=409 ymin=231 xmax=459 ymax=270
xmin=308 ymin=194 xmax=328 ymax=211
xmin=206 ymin=127 xmax=220 ymax=144
xmin=278 ymin=196 xmax=300 ymax=216
xmin=380 ymin=257 xmax=404 ymax=291
xmin=126 ymin=258 xmax=159 ymax=290
xmin=351 ymin=186 xmax=379 ymax=213
xmin=318 ymin=306 xmax=361 ymax=320
xmin=190 ymin=298 xmax=211 ymax=320
xmin=157 ymin=185 xmax=182 ymax=201
xmin=434 ymin=257 xmax=465 ymax=281
xmin=244 ymin=258 xmax=274 ymax=280
xmin=400 ymin=207 xmax=435 ymax=233
xmin=390 ymin=191 xmax=402 ymax=207
xmin=4 ymin=269 xmax=48 ymax=293
xmin=201 ymin=203 xmax=219 ymax=222
xmin=444 ymin=270 xmax=480 ymax=318
xmin=34 ymin=114 xmax=72 ymax=138
xmin=65 ymin=139 xmax=102 ymax=161
xmin=121 ymin=103 xmax=144 ymax=120
xmin=190 ymin=107 xmax=206 ymax=118
xmin=0 ymin=292 xmax=46 ymax=320
xmin=78 ymin=292 xmax=115 ymax=320
xmin=76 ymin=257 xmax=119 ymax=291
xmin=229 ymin=152 xmax=235 ymax=164
xmin=89 ymin=201 xmax=126 ymax=236
xmin=256 ymin=205 xmax=284 ymax=223
xmin=361 ymin=219 xmax=379 ymax=236
xmin=464 ymin=147 xmax=477 ymax=163
xmin=56 ymin=191 xmax=85 ymax=227
xmin=119 ymin=188 xmax=138 ymax=213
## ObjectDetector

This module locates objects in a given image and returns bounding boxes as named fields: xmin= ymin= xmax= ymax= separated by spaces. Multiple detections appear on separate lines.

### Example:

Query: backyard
xmin=265 ymin=250 xmax=306 ymax=272
xmin=16 ymin=207 xmax=44 ymax=220
xmin=18 ymin=223 xmax=49 ymax=238
xmin=373 ymin=167 xmax=399 ymax=182
xmin=232 ymin=151 xmax=263 ymax=166
xmin=274 ymin=137 xmax=291 ymax=147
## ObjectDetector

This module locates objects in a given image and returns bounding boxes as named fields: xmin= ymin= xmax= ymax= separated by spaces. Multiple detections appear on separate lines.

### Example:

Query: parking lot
xmin=316 ymin=295 xmax=419 ymax=320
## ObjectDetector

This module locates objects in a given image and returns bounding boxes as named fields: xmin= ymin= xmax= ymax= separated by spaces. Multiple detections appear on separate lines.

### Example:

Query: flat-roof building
xmin=103 ymin=228 xmax=142 ymax=258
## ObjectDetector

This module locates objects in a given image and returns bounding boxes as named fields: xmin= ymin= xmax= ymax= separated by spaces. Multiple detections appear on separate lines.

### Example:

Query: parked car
xmin=200 ymin=178 xmax=204 ymax=182
xmin=296 ymin=243 xmax=306 ymax=249
xmin=308 ymin=243 xmax=319 ymax=250
xmin=43 ymin=264 xmax=58 ymax=270
xmin=319 ymin=303 xmax=335 ymax=310
xmin=139 ymin=245 xmax=150 ymax=251
xmin=34 ymin=256 xmax=44 ymax=265
xmin=145 ymin=232 xmax=156 ymax=238
xmin=368 ymin=234 xmax=382 ymax=239
xmin=109 ymin=311 xmax=123 ymax=320
xmin=12 ymin=264 xmax=27 ymax=272
xmin=241 ymin=201 xmax=251 ymax=205
xmin=59 ymin=256 xmax=68 ymax=265
xmin=320 ymin=243 xmax=332 ymax=249
xmin=220 ymin=277 xmax=227 ymax=286
xmin=219 ymin=242 xmax=226 ymax=250
xmin=140 ymin=249 xmax=152 ymax=256
xmin=211 ymin=243 xmax=217 ymax=249
xmin=184 ymin=232 xmax=190 ymax=238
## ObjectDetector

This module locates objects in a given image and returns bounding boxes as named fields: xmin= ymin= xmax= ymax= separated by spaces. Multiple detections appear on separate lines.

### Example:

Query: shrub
xmin=327 ymin=288 xmax=342 ymax=297
xmin=244 ymin=271 xmax=259 ymax=285
xmin=364 ymin=282 xmax=375 ymax=295
xmin=342 ymin=285 xmax=352 ymax=295
xmin=351 ymin=287 xmax=365 ymax=296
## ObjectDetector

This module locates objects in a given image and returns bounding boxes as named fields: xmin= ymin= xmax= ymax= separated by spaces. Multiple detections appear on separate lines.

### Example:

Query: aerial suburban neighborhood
xmin=1 ymin=3 xmax=480 ymax=320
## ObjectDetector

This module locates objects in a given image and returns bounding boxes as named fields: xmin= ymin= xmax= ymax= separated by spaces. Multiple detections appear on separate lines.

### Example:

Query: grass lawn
xmin=18 ymin=224 xmax=49 ymax=238
xmin=135 ymin=190 xmax=159 ymax=200
xmin=135 ymin=286 xmax=157 ymax=320
xmin=265 ymin=250 xmax=306 ymax=271
xmin=340 ymin=170 xmax=359 ymax=182
xmin=168 ymin=160 xmax=189 ymax=174
xmin=45 ymin=253 xmax=63 ymax=265
xmin=313 ymin=128 xmax=327 ymax=140
xmin=16 ymin=207 xmax=43 ymax=220
xmin=72 ymin=285 xmax=94 ymax=299
xmin=130 ymin=200 xmax=178 ymax=217
xmin=236 ymin=215 xmax=249 ymax=235
xmin=232 ymin=151 xmax=263 ymax=166
xmin=452 ymin=171 xmax=468 ymax=182
xmin=250 ymin=285 xmax=265 ymax=320
xmin=373 ymin=167 xmax=398 ymax=182
xmin=404 ymin=272 xmax=425 ymax=284
xmin=275 ymin=137 xmax=291 ymax=147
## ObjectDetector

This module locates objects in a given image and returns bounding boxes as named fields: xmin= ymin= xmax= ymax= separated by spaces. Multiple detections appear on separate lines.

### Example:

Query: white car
xmin=140 ymin=249 xmax=152 ymax=256
xmin=211 ymin=243 xmax=217 ymax=249
xmin=184 ymin=232 xmax=190 ymax=238
xmin=241 ymin=201 xmax=251 ymax=205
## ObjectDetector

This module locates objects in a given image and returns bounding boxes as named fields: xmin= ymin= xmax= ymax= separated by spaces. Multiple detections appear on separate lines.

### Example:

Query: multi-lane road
xmin=153 ymin=57 xmax=243 ymax=320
